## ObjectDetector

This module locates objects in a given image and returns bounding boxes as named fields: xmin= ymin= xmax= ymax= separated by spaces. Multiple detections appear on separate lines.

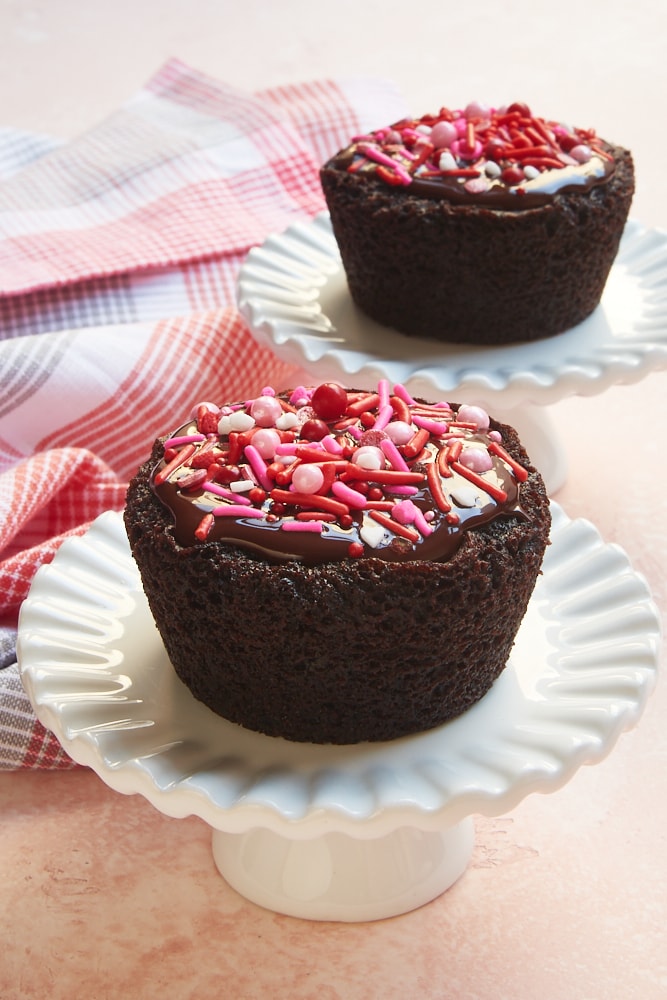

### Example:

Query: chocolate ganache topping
xmin=151 ymin=382 xmax=531 ymax=565
xmin=324 ymin=101 xmax=615 ymax=209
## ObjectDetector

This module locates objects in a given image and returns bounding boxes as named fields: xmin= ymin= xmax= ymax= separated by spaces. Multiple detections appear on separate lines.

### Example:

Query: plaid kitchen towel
xmin=0 ymin=59 xmax=407 ymax=768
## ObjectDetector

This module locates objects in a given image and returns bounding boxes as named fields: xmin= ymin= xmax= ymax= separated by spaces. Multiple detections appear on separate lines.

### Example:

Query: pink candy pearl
xmin=459 ymin=448 xmax=494 ymax=473
xmin=292 ymin=464 xmax=324 ymax=494
xmin=430 ymin=120 xmax=458 ymax=149
xmin=250 ymin=395 xmax=283 ymax=427
xmin=252 ymin=428 xmax=281 ymax=460
xmin=457 ymin=404 xmax=490 ymax=431
xmin=190 ymin=401 xmax=219 ymax=420
xmin=570 ymin=144 xmax=592 ymax=163
xmin=384 ymin=420 xmax=414 ymax=445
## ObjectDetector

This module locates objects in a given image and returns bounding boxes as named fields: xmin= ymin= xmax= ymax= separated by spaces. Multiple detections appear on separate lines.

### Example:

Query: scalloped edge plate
xmin=237 ymin=214 xmax=667 ymax=406
xmin=17 ymin=504 xmax=659 ymax=838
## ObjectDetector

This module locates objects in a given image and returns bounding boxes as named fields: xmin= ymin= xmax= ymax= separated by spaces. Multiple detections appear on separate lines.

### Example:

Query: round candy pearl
xmin=569 ymin=143 xmax=592 ymax=164
xmin=384 ymin=420 xmax=414 ymax=445
xmin=430 ymin=120 xmax=458 ymax=149
xmin=250 ymin=395 xmax=283 ymax=427
xmin=190 ymin=401 xmax=219 ymax=420
xmin=464 ymin=101 xmax=491 ymax=120
xmin=459 ymin=447 xmax=494 ymax=473
xmin=352 ymin=446 xmax=385 ymax=471
xmin=292 ymin=464 xmax=324 ymax=494
xmin=457 ymin=404 xmax=490 ymax=431
xmin=252 ymin=428 xmax=281 ymax=460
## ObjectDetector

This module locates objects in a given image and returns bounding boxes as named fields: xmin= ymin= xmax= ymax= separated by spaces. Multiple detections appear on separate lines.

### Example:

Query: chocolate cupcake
xmin=320 ymin=101 xmax=634 ymax=345
xmin=124 ymin=381 xmax=550 ymax=744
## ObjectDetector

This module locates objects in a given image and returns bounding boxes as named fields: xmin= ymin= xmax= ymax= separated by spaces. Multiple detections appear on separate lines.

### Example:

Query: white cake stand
xmin=17 ymin=507 xmax=659 ymax=921
xmin=237 ymin=213 xmax=667 ymax=494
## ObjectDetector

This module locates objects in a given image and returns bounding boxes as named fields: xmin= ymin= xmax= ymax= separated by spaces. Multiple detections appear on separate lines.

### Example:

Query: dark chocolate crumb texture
xmin=125 ymin=381 xmax=551 ymax=743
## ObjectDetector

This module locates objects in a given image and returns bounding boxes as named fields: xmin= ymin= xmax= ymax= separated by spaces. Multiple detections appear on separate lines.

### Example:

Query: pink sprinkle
xmin=413 ymin=415 xmax=450 ymax=436
xmin=373 ymin=403 xmax=394 ymax=431
xmin=275 ymin=442 xmax=298 ymax=456
xmin=357 ymin=142 xmax=413 ymax=183
xmin=281 ymin=520 xmax=324 ymax=533
xmin=244 ymin=444 xmax=273 ymax=491
xmin=380 ymin=438 xmax=410 ymax=472
xmin=203 ymin=482 xmax=252 ymax=504
xmin=212 ymin=504 xmax=266 ymax=518
xmin=289 ymin=386 xmax=310 ymax=406
xmin=389 ymin=485 xmax=418 ymax=495
xmin=164 ymin=434 xmax=206 ymax=448
xmin=393 ymin=383 xmax=417 ymax=405
xmin=412 ymin=507 xmax=433 ymax=537
xmin=347 ymin=425 xmax=363 ymax=441
xmin=331 ymin=480 xmax=368 ymax=509
xmin=322 ymin=434 xmax=344 ymax=454
xmin=377 ymin=378 xmax=390 ymax=409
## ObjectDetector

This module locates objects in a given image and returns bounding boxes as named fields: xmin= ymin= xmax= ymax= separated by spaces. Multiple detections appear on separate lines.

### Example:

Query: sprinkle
xmin=211 ymin=504 xmax=266 ymax=518
xmin=413 ymin=415 xmax=450 ymax=436
xmin=488 ymin=441 xmax=529 ymax=482
xmin=344 ymin=467 xmax=425 ymax=486
xmin=154 ymin=444 xmax=197 ymax=486
xmin=380 ymin=437 xmax=410 ymax=472
xmin=281 ymin=520 xmax=325 ymax=533
xmin=373 ymin=403 xmax=394 ymax=431
xmin=401 ymin=427 xmax=430 ymax=460
xmin=450 ymin=461 xmax=508 ymax=503
xmin=194 ymin=513 xmax=215 ymax=541
xmin=345 ymin=392 xmax=380 ymax=416
xmin=244 ymin=444 xmax=273 ymax=491
xmin=426 ymin=463 xmax=452 ymax=513
xmin=392 ymin=383 xmax=416 ymax=406
xmin=369 ymin=510 xmax=420 ymax=543
xmin=163 ymin=434 xmax=206 ymax=449
xmin=270 ymin=488 xmax=350 ymax=519
xmin=331 ymin=480 xmax=368 ymax=509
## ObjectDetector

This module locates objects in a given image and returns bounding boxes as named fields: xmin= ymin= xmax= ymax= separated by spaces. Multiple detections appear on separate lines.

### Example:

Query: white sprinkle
xmin=230 ymin=480 xmax=255 ymax=493
xmin=229 ymin=410 xmax=255 ymax=432
xmin=360 ymin=517 xmax=386 ymax=549
xmin=450 ymin=485 xmax=481 ymax=508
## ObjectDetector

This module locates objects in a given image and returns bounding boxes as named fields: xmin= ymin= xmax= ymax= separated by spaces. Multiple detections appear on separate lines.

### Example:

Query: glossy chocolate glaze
xmin=151 ymin=390 xmax=529 ymax=565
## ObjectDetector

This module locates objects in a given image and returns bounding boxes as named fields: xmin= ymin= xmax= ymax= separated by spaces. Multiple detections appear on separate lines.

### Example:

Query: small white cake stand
xmin=17 ymin=508 xmax=659 ymax=921
xmin=237 ymin=213 xmax=667 ymax=494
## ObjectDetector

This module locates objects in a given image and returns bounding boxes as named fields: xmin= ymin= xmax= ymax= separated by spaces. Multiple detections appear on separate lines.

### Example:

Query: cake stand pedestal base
xmin=211 ymin=817 xmax=475 ymax=922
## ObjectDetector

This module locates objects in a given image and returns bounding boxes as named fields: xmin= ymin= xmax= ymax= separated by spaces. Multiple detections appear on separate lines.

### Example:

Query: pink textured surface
xmin=2 ymin=2 xmax=666 ymax=997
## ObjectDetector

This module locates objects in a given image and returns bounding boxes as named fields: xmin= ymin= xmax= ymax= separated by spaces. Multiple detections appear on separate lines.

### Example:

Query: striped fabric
xmin=0 ymin=60 xmax=407 ymax=769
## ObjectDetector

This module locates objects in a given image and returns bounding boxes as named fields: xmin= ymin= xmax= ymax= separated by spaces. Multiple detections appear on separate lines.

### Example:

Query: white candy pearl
xmin=352 ymin=446 xmax=385 ymax=471
xmin=292 ymin=464 xmax=324 ymax=494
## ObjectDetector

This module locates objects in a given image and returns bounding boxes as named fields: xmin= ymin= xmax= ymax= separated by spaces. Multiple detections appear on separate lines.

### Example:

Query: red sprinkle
xmin=451 ymin=460 xmax=508 ymax=503
xmin=369 ymin=510 xmax=420 ymax=543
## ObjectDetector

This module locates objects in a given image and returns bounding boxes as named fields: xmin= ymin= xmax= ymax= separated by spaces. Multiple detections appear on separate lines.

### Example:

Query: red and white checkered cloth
xmin=0 ymin=59 xmax=406 ymax=769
